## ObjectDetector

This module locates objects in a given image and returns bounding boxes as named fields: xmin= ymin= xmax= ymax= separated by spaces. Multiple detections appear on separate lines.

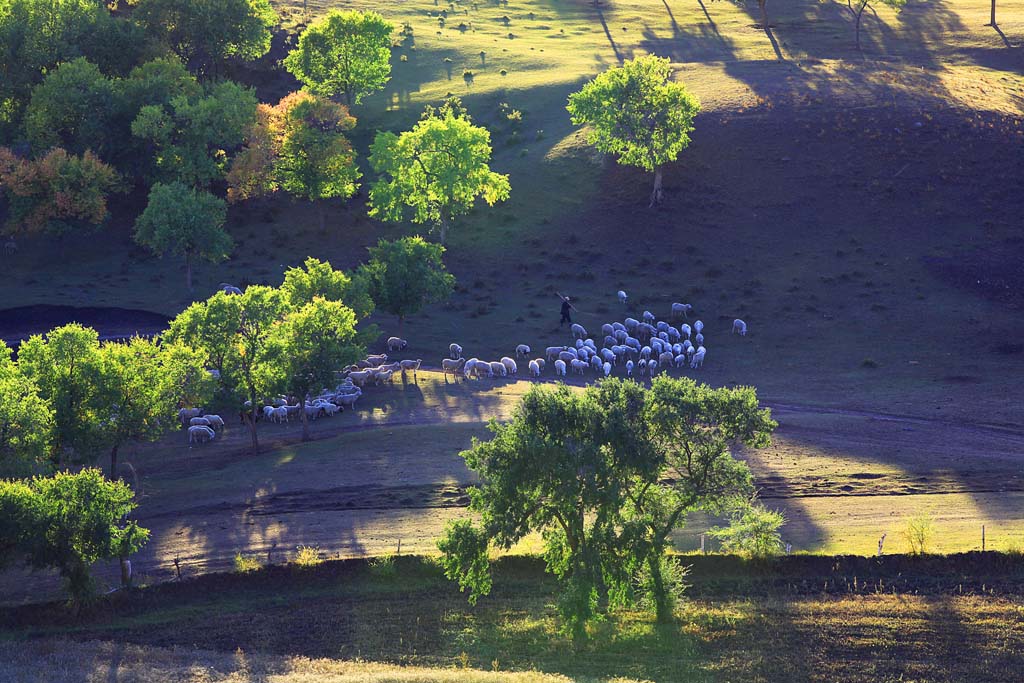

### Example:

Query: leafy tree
xmin=16 ymin=324 xmax=108 ymax=464
xmin=0 ymin=340 xmax=54 ymax=478
xmin=268 ymin=298 xmax=362 ymax=441
xmin=228 ymin=92 xmax=360 ymax=232
xmin=843 ymin=0 xmax=907 ymax=50
xmin=134 ymin=181 xmax=233 ymax=291
xmin=359 ymin=236 xmax=454 ymax=334
xmin=283 ymin=10 xmax=394 ymax=107
xmin=0 ymin=469 xmax=148 ymax=602
xmin=281 ymin=256 xmax=374 ymax=320
xmin=131 ymin=80 xmax=258 ymax=187
xmin=368 ymin=101 xmax=509 ymax=244
xmin=135 ymin=0 xmax=277 ymax=75
xmin=164 ymin=291 xmax=245 ymax=405
xmin=0 ymin=0 xmax=151 ymax=133
xmin=567 ymin=55 xmax=700 ymax=207
xmin=709 ymin=503 xmax=785 ymax=558
xmin=95 ymin=337 xmax=211 ymax=479
xmin=22 ymin=58 xmax=121 ymax=158
xmin=438 ymin=378 xmax=776 ymax=638
xmin=231 ymin=286 xmax=285 ymax=453
xmin=0 ymin=147 xmax=122 ymax=239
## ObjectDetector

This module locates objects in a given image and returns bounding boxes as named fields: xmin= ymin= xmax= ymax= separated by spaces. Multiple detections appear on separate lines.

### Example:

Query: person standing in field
xmin=559 ymin=293 xmax=573 ymax=327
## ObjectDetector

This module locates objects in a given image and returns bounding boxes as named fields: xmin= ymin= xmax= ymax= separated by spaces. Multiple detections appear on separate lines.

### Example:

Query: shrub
xmin=634 ymin=555 xmax=690 ymax=614
xmin=903 ymin=513 xmax=934 ymax=555
xmin=293 ymin=545 xmax=323 ymax=567
xmin=369 ymin=553 xmax=397 ymax=577
xmin=710 ymin=504 xmax=785 ymax=559
xmin=234 ymin=552 xmax=261 ymax=573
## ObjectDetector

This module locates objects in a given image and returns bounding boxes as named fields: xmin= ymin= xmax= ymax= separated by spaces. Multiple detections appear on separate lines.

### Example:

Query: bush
xmin=234 ymin=552 xmax=262 ymax=573
xmin=710 ymin=504 xmax=785 ymax=559
xmin=903 ymin=513 xmax=934 ymax=555
xmin=634 ymin=555 xmax=690 ymax=614
xmin=293 ymin=545 xmax=323 ymax=567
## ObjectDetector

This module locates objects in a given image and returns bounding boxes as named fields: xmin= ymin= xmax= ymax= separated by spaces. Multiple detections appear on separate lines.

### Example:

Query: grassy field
xmin=5 ymin=555 xmax=1024 ymax=682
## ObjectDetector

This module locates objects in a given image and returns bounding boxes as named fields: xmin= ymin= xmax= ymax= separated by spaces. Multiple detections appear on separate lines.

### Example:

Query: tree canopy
xmin=567 ymin=55 xmax=700 ymax=206
xmin=0 ymin=340 xmax=54 ymax=478
xmin=281 ymin=256 xmax=374 ymax=320
xmin=283 ymin=10 xmax=394 ymax=106
xmin=359 ymin=236 xmax=454 ymax=333
xmin=134 ymin=181 xmax=232 ymax=290
xmin=135 ymin=0 xmax=278 ymax=75
xmin=368 ymin=100 xmax=509 ymax=244
xmin=439 ymin=377 xmax=778 ymax=640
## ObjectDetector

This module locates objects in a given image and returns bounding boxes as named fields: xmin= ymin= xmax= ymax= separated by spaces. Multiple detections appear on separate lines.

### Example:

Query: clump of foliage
xmin=903 ymin=513 xmax=935 ymax=555
xmin=709 ymin=503 xmax=786 ymax=558
xmin=293 ymin=545 xmax=323 ymax=567
xmin=234 ymin=552 xmax=262 ymax=572
xmin=358 ymin=236 xmax=455 ymax=334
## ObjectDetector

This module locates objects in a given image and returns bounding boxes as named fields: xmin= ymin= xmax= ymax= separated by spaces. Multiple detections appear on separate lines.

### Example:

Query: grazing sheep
xmin=603 ymin=335 xmax=617 ymax=348
xmin=377 ymin=368 xmax=396 ymax=384
xmin=648 ymin=359 xmax=659 ymax=376
xmin=534 ymin=358 xmax=546 ymax=371
xmin=366 ymin=353 xmax=388 ymax=365
xmin=188 ymin=425 xmax=215 ymax=444
xmin=601 ymin=348 xmax=616 ymax=365
xmin=219 ymin=283 xmax=243 ymax=295
xmin=618 ymin=290 xmax=628 ymax=304
xmin=262 ymin=405 xmax=275 ymax=421
xmin=464 ymin=358 xmax=480 ymax=379
xmin=624 ymin=317 xmax=640 ymax=331
xmin=348 ymin=370 xmax=374 ymax=387
xmin=732 ymin=319 xmax=748 ymax=336
xmin=189 ymin=416 xmax=211 ymax=427
xmin=272 ymin=406 xmax=288 ymax=423
xmin=612 ymin=322 xmax=626 ymax=332
xmin=501 ymin=357 xmax=518 ymax=375
xmin=336 ymin=392 xmax=361 ymax=410
xmin=489 ymin=361 xmax=507 ymax=378
xmin=318 ymin=402 xmax=340 ymax=417
xmin=637 ymin=358 xmax=648 ymax=376
xmin=515 ymin=344 xmax=531 ymax=358
xmin=204 ymin=414 xmax=225 ymax=430
xmin=614 ymin=329 xmax=628 ymax=343
xmin=529 ymin=359 xmax=542 ymax=377
xmin=667 ymin=326 xmax=681 ymax=342
xmin=387 ymin=337 xmax=408 ymax=352
xmin=603 ymin=361 xmax=612 ymax=377
xmin=693 ymin=320 xmax=704 ymax=335
xmin=642 ymin=310 xmax=655 ymax=324
xmin=441 ymin=357 xmax=467 ymax=382
xmin=671 ymin=302 xmax=692 ymax=320
xmin=571 ymin=323 xmax=587 ymax=339
xmin=601 ymin=323 xmax=615 ymax=337
xmin=659 ymin=351 xmax=674 ymax=368
xmin=473 ymin=363 xmax=493 ymax=379
xmin=546 ymin=346 xmax=567 ymax=362
xmin=680 ymin=324 xmax=691 ymax=339
xmin=449 ymin=343 xmax=463 ymax=359
xmin=626 ymin=359 xmax=635 ymax=377
xmin=590 ymin=355 xmax=602 ymax=373
xmin=674 ymin=353 xmax=687 ymax=368
xmin=690 ymin=346 xmax=706 ymax=368
xmin=640 ymin=346 xmax=652 ymax=360
xmin=400 ymin=359 xmax=422 ymax=377
xmin=570 ymin=359 xmax=588 ymax=375
xmin=558 ymin=350 xmax=578 ymax=364
xmin=178 ymin=407 xmax=203 ymax=427
xmin=555 ymin=359 xmax=567 ymax=376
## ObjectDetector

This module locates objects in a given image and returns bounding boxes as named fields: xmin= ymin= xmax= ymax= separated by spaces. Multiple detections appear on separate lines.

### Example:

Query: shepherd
xmin=557 ymin=291 xmax=576 ymax=327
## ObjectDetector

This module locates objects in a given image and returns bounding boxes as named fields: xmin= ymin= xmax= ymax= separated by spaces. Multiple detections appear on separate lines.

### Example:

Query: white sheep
xmin=377 ymin=368 xmax=396 ymax=384
xmin=387 ymin=337 xmax=408 ymax=352
xmin=618 ymin=290 xmax=628 ymax=304
xmin=658 ymin=351 xmax=674 ymax=368
xmin=219 ymin=283 xmax=242 ymax=295
xmin=732 ymin=319 xmax=748 ymax=336
xmin=203 ymin=414 xmax=225 ymax=430
xmin=680 ymin=324 xmax=691 ymax=339
xmin=671 ymin=302 xmax=692 ymax=320
xmin=189 ymin=416 xmax=211 ymax=427
xmin=624 ymin=317 xmax=640 ymax=331
xmin=694 ymin=320 xmax=704 ymax=334
xmin=674 ymin=353 xmax=687 ymax=368
xmin=366 ymin=353 xmax=388 ymax=365
xmin=690 ymin=346 xmax=706 ymax=368
xmin=442 ymin=357 xmax=466 ymax=382
xmin=534 ymin=358 xmax=546 ymax=371
xmin=642 ymin=310 xmax=655 ymax=324
xmin=515 ymin=344 xmax=531 ymax=358
xmin=529 ymin=359 xmax=542 ymax=377
xmin=449 ymin=343 xmax=463 ymax=359
xmin=603 ymin=361 xmax=612 ymax=377
xmin=601 ymin=348 xmax=616 ymax=365
xmin=695 ymin=333 xmax=704 ymax=346
xmin=348 ymin=369 xmax=374 ymax=387
xmin=601 ymin=323 xmax=614 ymax=337
xmin=571 ymin=323 xmax=587 ymax=339
xmin=188 ymin=425 xmax=215 ymax=444
xmin=178 ymin=407 xmax=203 ymax=427
xmin=648 ymin=359 xmax=659 ymax=376
xmin=637 ymin=358 xmax=648 ymax=376
xmin=400 ymin=359 xmax=422 ymax=377
xmin=571 ymin=359 xmax=588 ymax=375
xmin=555 ymin=359 xmax=567 ymax=376
xmin=501 ymin=357 xmax=518 ymax=375
xmin=546 ymin=346 xmax=567 ymax=362
xmin=590 ymin=355 xmax=602 ymax=373
xmin=558 ymin=350 xmax=578 ymax=364
xmin=489 ymin=361 xmax=507 ymax=378
xmin=626 ymin=359 xmax=635 ymax=377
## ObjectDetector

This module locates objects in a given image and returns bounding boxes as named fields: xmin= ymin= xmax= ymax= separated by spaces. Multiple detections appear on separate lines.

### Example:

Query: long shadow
xmin=596 ymin=3 xmax=625 ymax=64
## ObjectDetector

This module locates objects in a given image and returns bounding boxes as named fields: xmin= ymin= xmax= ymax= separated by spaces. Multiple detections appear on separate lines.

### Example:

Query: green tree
xmin=567 ymin=55 xmax=700 ymax=207
xmin=131 ymin=80 xmax=258 ymax=187
xmin=843 ymin=0 xmax=907 ymax=50
xmin=95 ymin=337 xmax=211 ymax=479
xmin=281 ymin=256 xmax=374 ymax=320
xmin=438 ymin=378 xmax=777 ymax=637
xmin=368 ymin=102 xmax=509 ymax=244
xmin=164 ymin=291 xmax=245 ymax=405
xmin=134 ymin=181 xmax=233 ymax=291
xmin=16 ymin=324 xmax=107 ymax=465
xmin=135 ymin=0 xmax=277 ymax=75
xmin=359 ymin=236 xmax=454 ymax=335
xmin=231 ymin=286 xmax=285 ymax=453
xmin=0 ymin=340 xmax=54 ymax=478
xmin=0 ymin=469 xmax=148 ymax=602
xmin=283 ymin=10 xmax=393 ymax=107
xmin=228 ymin=92 xmax=360 ymax=232
xmin=268 ymin=298 xmax=362 ymax=441
xmin=709 ymin=503 xmax=785 ymax=558
xmin=22 ymin=58 xmax=121 ymax=158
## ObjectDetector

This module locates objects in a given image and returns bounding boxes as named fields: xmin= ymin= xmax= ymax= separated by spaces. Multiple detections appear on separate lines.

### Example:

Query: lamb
xmin=189 ymin=416 xmax=211 ymax=427
xmin=690 ymin=346 xmax=706 ymax=368
xmin=449 ymin=343 xmax=463 ymax=359
xmin=529 ymin=359 xmax=542 ymax=377
xmin=400 ymin=359 xmax=422 ymax=377
xmin=555 ymin=359 xmax=567 ymax=376
xmin=515 ymin=344 xmax=531 ymax=358
xmin=570 ymin=323 xmax=587 ymax=340
xmin=603 ymin=361 xmax=612 ymax=377
xmin=671 ymin=302 xmax=693 ymax=320
xmin=732 ymin=319 xmax=748 ymax=336
xmin=617 ymin=290 xmax=628 ymax=304
xmin=188 ymin=425 xmax=215 ymax=444
xmin=387 ymin=337 xmax=408 ymax=351
xmin=441 ymin=357 xmax=467 ymax=382
xmin=501 ymin=357 xmax=518 ymax=375
xmin=178 ymin=407 xmax=203 ymax=427
xmin=489 ymin=361 xmax=507 ymax=378
xmin=203 ymin=414 xmax=225 ymax=430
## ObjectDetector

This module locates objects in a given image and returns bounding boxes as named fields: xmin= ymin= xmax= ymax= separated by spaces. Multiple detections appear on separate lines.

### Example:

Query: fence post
xmin=878 ymin=532 xmax=886 ymax=557
xmin=982 ymin=525 xmax=986 ymax=552
xmin=700 ymin=533 xmax=705 ymax=555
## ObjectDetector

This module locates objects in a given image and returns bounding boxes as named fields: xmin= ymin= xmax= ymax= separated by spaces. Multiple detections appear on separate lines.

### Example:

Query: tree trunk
xmin=185 ymin=251 xmax=193 ymax=291
xmin=647 ymin=553 xmax=673 ymax=623
xmin=248 ymin=394 xmax=260 ymax=453
xmin=439 ymin=216 xmax=449 ymax=245
xmin=990 ymin=0 xmax=996 ymax=25
xmin=109 ymin=444 xmax=119 ymax=480
xmin=760 ymin=0 xmax=768 ymax=28
xmin=855 ymin=2 xmax=866 ymax=50
xmin=649 ymin=167 xmax=664 ymax=207
xmin=300 ymin=400 xmax=310 ymax=441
